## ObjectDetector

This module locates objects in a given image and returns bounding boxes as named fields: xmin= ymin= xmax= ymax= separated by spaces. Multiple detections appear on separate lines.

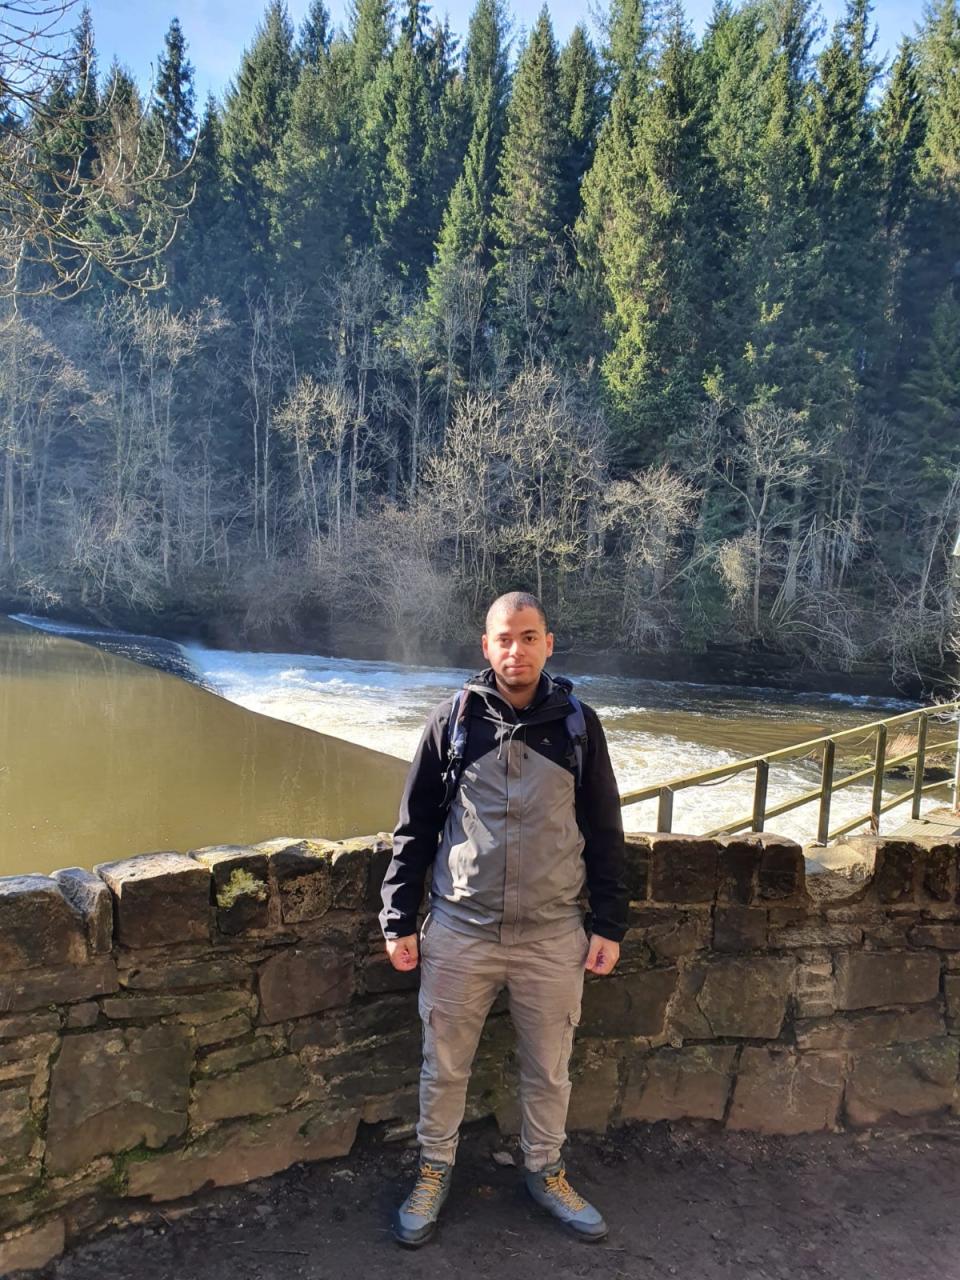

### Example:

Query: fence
xmin=619 ymin=701 xmax=960 ymax=845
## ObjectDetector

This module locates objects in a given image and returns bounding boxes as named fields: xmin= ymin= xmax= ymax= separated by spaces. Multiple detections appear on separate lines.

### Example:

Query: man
xmin=379 ymin=591 xmax=628 ymax=1247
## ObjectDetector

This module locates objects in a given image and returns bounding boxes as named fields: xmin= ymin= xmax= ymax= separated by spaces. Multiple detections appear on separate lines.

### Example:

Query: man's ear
xmin=545 ymin=631 xmax=554 ymax=658
xmin=481 ymin=633 xmax=490 ymax=660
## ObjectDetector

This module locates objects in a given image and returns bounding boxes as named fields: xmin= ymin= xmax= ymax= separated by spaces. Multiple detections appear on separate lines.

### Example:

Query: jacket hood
xmin=463 ymin=667 xmax=574 ymax=717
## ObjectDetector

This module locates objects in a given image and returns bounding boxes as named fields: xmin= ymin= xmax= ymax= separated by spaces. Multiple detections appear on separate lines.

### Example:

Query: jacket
xmin=379 ymin=668 xmax=628 ymax=945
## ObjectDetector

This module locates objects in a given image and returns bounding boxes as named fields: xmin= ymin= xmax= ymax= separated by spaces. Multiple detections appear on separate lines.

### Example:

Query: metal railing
xmin=619 ymin=701 xmax=960 ymax=845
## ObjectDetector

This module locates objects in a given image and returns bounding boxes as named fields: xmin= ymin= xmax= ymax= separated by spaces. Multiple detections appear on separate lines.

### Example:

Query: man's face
xmin=482 ymin=606 xmax=554 ymax=698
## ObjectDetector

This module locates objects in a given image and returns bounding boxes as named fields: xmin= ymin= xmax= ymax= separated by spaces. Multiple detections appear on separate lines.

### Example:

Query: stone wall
xmin=2 ymin=832 xmax=960 ymax=1273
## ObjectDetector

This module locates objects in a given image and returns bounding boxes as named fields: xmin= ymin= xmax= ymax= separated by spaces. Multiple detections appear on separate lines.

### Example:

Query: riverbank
xmin=49 ymin=1121 xmax=960 ymax=1280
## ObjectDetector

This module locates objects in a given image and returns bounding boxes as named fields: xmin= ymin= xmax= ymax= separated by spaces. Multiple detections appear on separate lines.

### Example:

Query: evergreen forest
xmin=1 ymin=0 xmax=959 ymax=681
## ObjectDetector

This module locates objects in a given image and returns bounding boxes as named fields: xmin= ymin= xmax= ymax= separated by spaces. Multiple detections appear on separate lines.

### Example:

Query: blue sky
xmin=89 ymin=0 xmax=924 ymax=104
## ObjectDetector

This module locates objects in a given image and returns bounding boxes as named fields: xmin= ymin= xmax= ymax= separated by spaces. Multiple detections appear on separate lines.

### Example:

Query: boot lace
xmin=543 ymin=1168 xmax=587 ymax=1212
xmin=407 ymin=1163 xmax=446 ymax=1216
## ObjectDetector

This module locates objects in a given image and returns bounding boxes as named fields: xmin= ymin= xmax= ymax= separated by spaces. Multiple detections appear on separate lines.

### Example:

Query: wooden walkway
xmin=888 ymin=805 xmax=960 ymax=840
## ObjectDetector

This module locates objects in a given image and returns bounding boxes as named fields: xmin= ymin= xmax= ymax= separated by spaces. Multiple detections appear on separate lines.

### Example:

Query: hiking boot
xmin=393 ymin=1158 xmax=452 ymax=1247
xmin=525 ymin=1160 xmax=608 ymax=1242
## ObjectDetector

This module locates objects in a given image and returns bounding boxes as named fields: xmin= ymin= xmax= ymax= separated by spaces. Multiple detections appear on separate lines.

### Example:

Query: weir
xmin=3 ymin=831 xmax=960 ymax=1271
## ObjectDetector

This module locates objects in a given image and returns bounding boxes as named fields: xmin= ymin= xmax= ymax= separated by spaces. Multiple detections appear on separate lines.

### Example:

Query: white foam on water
xmin=182 ymin=641 xmax=934 ymax=843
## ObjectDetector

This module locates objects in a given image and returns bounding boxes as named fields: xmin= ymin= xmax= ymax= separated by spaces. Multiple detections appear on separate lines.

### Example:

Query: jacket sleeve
xmin=579 ymin=705 xmax=629 ymax=943
xmin=379 ymin=699 xmax=451 ymax=940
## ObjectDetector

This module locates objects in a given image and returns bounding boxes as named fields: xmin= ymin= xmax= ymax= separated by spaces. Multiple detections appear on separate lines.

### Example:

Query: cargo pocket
xmin=418 ymin=991 xmax=436 ymax=1070
xmin=556 ymin=1007 xmax=580 ymax=1076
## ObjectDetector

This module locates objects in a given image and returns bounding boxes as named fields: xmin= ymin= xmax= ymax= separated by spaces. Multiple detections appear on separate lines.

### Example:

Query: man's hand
xmin=584 ymin=934 xmax=620 ymax=976
xmin=386 ymin=934 xmax=419 ymax=971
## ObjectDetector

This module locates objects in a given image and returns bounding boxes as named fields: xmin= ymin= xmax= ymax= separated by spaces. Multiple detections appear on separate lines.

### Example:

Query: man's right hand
xmin=385 ymin=934 xmax=419 ymax=971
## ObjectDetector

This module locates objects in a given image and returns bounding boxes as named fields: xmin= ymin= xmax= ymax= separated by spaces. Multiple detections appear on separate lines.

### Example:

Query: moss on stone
xmin=216 ymin=869 xmax=268 ymax=910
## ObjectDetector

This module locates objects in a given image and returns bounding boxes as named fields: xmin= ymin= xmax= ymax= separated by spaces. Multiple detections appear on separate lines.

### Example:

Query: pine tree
xmin=591 ymin=10 xmax=719 ymax=459
xmin=464 ymin=0 xmax=510 ymax=139
xmin=492 ymin=6 xmax=565 ymax=343
xmin=800 ymin=0 xmax=882 ymax=423
xmin=350 ymin=0 xmax=396 ymax=241
xmin=373 ymin=1 xmax=432 ymax=274
xmin=272 ymin=44 xmax=356 ymax=349
xmin=220 ymin=1 xmax=298 ymax=279
xmin=298 ymin=0 xmax=332 ymax=65
xmin=71 ymin=6 xmax=101 ymax=181
xmin=878 ymin=39 xmax=926 ymax=234
xmin=154 ymin=18 xmax=197 ymax=162
xmin=557 ymin=24 xmax=603 ymax=234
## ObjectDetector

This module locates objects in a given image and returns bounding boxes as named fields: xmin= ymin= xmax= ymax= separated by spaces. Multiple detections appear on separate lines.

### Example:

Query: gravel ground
xmin=50 ymin=1121 xmax=960 ymax=1280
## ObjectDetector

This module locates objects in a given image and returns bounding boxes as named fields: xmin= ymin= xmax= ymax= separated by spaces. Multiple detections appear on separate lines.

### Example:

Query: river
xmin=2 ymin=612 xmax=937 ymax=879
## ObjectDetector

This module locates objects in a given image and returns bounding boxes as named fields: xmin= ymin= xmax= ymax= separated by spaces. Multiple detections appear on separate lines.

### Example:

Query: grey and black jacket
xmin=379 ymin=668 xmax=628 ymax=945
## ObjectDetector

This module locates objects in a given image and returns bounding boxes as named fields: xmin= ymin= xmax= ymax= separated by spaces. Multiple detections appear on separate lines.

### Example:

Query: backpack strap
xmin=440 ymin=689 xmax=472 ymax=809
xmin=564 ymin=693 xmax=588 ymax=789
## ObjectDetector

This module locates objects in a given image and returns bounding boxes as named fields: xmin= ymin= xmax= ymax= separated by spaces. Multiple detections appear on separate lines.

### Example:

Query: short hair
xmin=485 ymin=591 xmax=549 ymax=633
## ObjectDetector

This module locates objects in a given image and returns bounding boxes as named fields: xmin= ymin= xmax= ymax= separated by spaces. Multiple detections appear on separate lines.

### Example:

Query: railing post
xmin=752 ymin=760 xmax=769 ymax=832
xmin=657 ymin=786 xmax=674 ymax=833
xmin=954 ymin=711 xmax=960 ymax=816
xmin=817 ymin=740 xmax=835 ymax=845
xmin=870 ymin=723 xmax=887 ymax=835
xmin=911 ymin=713 xmax=928 ymax=820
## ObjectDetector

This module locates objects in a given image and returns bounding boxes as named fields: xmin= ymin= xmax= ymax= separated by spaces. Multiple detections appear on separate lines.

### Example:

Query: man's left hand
xmin=584 ymin=935 xmax=620 ymax=975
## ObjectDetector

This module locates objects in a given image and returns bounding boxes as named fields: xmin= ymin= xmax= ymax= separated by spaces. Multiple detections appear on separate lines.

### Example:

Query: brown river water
xmin=0 ymin=618 xmax=408 ymax=877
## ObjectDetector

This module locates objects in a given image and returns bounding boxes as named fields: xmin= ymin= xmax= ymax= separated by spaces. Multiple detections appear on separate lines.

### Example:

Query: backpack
xmin=440 ymin=685 xmax=588 ymax=809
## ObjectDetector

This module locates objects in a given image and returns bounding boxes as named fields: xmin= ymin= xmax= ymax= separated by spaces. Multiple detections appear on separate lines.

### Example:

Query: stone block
xmin=363 ymin=953 xmax=420 ymax=993
xmin=713 ymin=906 xmax=767 ymax=952
xmin=0 ymin=1012 xmax=59 ymax=1040
xmin=96 ymin=852 xmax=211 ymax=947
xmin=192 ymin=1054 xmax=306 ymax=1124
xmin=0 ymin=1087 xmax=35 ymax=1167
xmin=728 ymin=1049 xmax=842 ymax=1133
xmin=835 ymin=950 xmax=940 ymax=1010
xmin=51 ymin=868 xmax=113 ymax=953
xmin=757 ymin=838 xmax=806 ymax=901
xmin=46 ymin=1024 xmax=191 ymax=1174
xmin=0 ymin=1034 xmax=58 ymax=1067
xmin=289 ymin=994 xmax=417 ymax=1053
xmin=622 ymin=1046 xmax=737 ymax=1122
xmin=579 ymin=968 xmax=677 ymax=1038
xmin=0 ymin=957 xmax=118 ymax=1013
xmin=695 ymin=956 xmax=794 ymax=1039
xmin=717 ymin=839 xmax=761 ymax=905
xmin=194 ymin=1012 xmax=253 ymax=1048
xmin=846 ymin=1039 xmax=959 ymax=1125
xmin=258 ymin=838 xmax=336 ymax=923
xmin=100 ymin=990 xmax=251 ymax=1025
xmin=768 ymin=922 xmax=863 ymax=949
xmin=198 ymin=1038 xmax=279 ymax=1076
xmin=192 ymin=846 xmax=271 ymax=935
xmin=873 ymin=841 xmax=919 ymax=903
xmin=331 ymin=836 xmax=387 ymax=911
xmin=0 ymin=876 xmax=88 ymax=970
xmin=924 ymin=844 xmax=954 ymax=902
xmin=648 ymin=836 xmax=718 ymax=904
xmin=623 ymin=838 xmax=650 ymax=901
xmin=119 ymin=954 xmax=252 ymax=992
xmin=65 ymin=1003 xmax=99 ymax=1030
xmin=909 ymin=924 xmax=960 ymax=950
xmin=795 ymin=1005 xmax=944 ymax=1051
xmin=0 ymin=1218 xmax=66 ymax=1275
xmin=567 ymin=1056 xmax=619 ymax=1132
xmin=795 ymin=957 xmax=836 ymax=1019
xmin=640 ymin=911 xmax=710 ymax=962
xmin=943 ymin=975 xmax=960 ymax=1030
xmin=127 ymin=1108 xmax=358 ymax=1201
xmin=258 ymin=946 xmax=354 ymax=1024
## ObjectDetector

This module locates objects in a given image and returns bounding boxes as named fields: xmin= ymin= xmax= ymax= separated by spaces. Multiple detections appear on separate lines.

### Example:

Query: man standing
xmin=379 ymin=591 xmax=628 ymax=1247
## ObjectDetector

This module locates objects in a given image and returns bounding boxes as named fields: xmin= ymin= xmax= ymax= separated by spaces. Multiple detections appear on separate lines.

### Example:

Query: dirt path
xmin=51 ymin=1122 xmax=960 ymax=1280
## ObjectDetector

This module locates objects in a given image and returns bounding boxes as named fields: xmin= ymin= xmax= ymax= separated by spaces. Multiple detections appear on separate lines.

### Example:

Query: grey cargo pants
xmin=416 ymin=914 xmax=588 ymax=1172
